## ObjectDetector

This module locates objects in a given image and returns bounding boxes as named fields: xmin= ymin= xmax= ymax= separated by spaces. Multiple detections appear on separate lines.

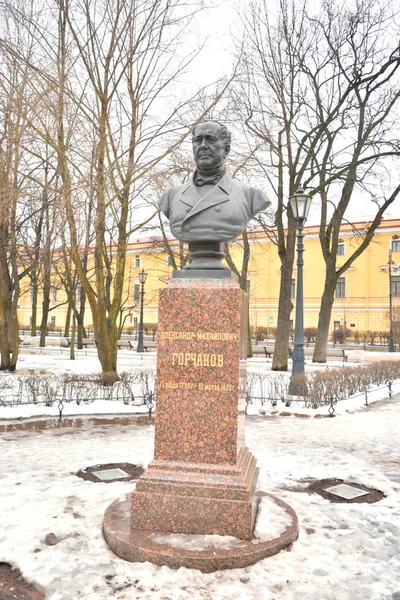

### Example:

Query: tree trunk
xmin=247 ymin=309 xmax=252 ymax=358
xmin=313 ymin=276 xmax=337 ymax=362
xmin=39 ymin=292 xmax=50 ymax=347
xmin=0 ymin=289 xmax=20 ymax=372
xmin=30 ymin=279 xmax=38 ymax=336
xmin=76 ymin=287 xmax=87 ymax=349
xmin=64 ymin=302 xmax=71 ymax=337
xmin=70 ymin=313 xmax=75 ymax=360
xmin=0 ymin=288 xmax=12 ymax=370
xmin=0 ymin=253 xmax=19 ymax=371
xmin=272 ymin=255 xmax=295 ymax=371
xmin=95 ymin=319 xmax=119 ymax=383
xmin=9 ymin=304 xmax=19 ymax=372
xmin=39 ymin=264 xmax=51 ymax=347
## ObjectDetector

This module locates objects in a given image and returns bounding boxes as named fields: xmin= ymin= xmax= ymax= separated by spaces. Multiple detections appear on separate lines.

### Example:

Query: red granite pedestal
xmin=103 ymin=275 xmax=299 ymax=570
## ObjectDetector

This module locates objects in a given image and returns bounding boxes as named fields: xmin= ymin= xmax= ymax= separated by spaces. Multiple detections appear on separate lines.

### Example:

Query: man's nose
xmin=199 ymin=138 xmax=208 ymax=148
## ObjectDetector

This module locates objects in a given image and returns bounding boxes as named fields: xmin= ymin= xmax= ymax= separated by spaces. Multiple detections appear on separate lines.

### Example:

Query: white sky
xmin=170 ymin=0 xmax=400 ymax=228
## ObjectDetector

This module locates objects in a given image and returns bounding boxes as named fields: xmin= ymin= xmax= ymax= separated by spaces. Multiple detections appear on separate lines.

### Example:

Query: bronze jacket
xmin=158 ymin=172 xmax=270 ymax=242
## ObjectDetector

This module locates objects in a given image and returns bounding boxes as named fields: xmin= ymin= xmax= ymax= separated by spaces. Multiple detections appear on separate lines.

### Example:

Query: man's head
xmin=191 ymin=121 xmax=231 ymax=174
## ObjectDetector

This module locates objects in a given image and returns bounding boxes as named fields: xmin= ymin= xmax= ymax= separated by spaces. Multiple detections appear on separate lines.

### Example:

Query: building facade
xmin=17 ymin=218 xmax=400 ymax=339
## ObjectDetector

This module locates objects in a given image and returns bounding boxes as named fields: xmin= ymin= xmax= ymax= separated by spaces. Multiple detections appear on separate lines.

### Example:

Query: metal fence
xmin=0 ymin=371 xmax=155 ymax=418
xmin=245 ymin=369 xmax=397 ymax=416
xmin=1 ymin=365 xmax=397 ymax=420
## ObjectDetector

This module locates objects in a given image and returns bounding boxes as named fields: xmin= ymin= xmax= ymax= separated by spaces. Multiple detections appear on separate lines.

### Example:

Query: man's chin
xmin=196 ymin=158 xmax=216 ymax=169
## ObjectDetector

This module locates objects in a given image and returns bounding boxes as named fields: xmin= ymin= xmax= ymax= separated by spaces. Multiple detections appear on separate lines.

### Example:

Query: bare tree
xmin=0 ymin=9 xmax=35 ymax=370
xmin=1 ymin=0 xmax=232 ymax=379
xmin=233 ymin=0 xmax=400 ymax=367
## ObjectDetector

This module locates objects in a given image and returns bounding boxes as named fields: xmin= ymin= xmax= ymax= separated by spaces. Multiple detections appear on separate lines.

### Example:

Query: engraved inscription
xmin=171 ymin=352 xmax=224 ymax=367
xmin=158 ymin=381 xmax=237 ymax=392
xmin=160 ymin=331 xmax=237 ymax=341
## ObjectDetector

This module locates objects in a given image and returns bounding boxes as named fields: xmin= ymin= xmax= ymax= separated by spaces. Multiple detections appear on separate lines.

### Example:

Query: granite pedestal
xmin=103 ymin=275 xmax=298 ymax=569
xmin=131 ymin=276 xmax=258 ymax=539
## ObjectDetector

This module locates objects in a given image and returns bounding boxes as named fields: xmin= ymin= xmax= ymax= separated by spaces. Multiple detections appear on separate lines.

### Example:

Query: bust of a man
xmin=159 ymin=121 xmax=270 ymax=243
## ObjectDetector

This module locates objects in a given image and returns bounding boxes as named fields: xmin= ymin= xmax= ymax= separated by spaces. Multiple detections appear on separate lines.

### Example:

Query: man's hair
xmin=191 ymin=120 xmax=231 ymax=154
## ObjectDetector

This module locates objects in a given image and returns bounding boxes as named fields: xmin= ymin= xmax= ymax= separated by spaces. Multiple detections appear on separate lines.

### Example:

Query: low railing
xmin=1 ymin=362 xmax=398 ymax=420
xmin=245 ymin=377 xmax=397 ymax=417
xmin=0 ymin=372 xmax=155 ymax=418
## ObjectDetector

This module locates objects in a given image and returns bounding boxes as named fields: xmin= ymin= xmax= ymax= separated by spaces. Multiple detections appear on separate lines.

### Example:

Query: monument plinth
xmin=103 ymin=120 xmax=298 ymax=570
xmin=130 ymin=276 xmax=259 ymax=539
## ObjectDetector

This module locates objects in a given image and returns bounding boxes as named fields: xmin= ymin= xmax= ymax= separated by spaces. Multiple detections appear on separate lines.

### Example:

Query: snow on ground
xmin=16 ymin=347 xmax=156 ymax=375
xmin=0 ymin=351 xmax=399 ymax=599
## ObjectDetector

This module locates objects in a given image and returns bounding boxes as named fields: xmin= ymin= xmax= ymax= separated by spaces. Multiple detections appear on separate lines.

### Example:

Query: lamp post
xmin=288 ymin=184 xmax=312 ymax=395
xmin=136 ymin=268 xmax=147 ymax=353
xmin=388 ymin=250 xmax=395 ymax=353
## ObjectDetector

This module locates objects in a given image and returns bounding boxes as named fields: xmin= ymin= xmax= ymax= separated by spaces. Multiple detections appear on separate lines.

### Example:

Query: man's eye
xmin=207 ymin=137 xmax=217 ymax=142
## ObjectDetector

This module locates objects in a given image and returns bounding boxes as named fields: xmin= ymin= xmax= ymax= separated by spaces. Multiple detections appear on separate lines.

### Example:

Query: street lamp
xmin=388 ymin=249 xmax=395 ymax=352
xmin=288 ymin=184 xmax=312 ymax=395
xmin=136 ymin=268 xmax=148 ymax=353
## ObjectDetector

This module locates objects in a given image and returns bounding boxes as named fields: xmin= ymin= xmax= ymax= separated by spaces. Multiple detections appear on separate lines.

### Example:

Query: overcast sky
xmin=163 ymin=0 xmax=399 ymax=227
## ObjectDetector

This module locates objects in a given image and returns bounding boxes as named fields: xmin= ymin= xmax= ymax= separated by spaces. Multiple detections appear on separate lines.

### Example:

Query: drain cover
xmin=308 ymin=478 xmax=384 ymax=504
xmin=93 ymin=468 xmax=131 ymax=481
xmin=76 ymin=462 xmax=144 ymax=483
xmin=324 ymin=483 xmax=369 ymax=500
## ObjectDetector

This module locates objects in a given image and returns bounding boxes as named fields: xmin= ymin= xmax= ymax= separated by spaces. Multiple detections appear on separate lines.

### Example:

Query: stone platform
xmin=104 ymin=276 xmax=299 ymax=568
xmin=130 ymin=446 xmax=259 ymax=539
xmin=103 ymin=491 xmax=299 ymax=572
xmin=128 ymin=277 xmax=260 ymax=541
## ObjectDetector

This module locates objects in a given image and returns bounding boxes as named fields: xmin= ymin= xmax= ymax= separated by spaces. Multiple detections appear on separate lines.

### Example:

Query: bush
xmin=254 ymin=326 xmax=269 ymax=341
xmin=144 ymin=323 xmax=158 ymax=337
xmin=304 ymin=361 xmax=400 ymax=403
xmin=331 ymin=328 xmax=351 ymax=344
xmin=246 ymin=360 xmax=400 ymax=408
xmin=304 ymin=327 xmax=317 ymax=343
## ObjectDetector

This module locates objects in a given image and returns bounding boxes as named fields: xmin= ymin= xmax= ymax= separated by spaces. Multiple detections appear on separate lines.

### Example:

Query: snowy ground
xmin=0 ymin=351 xmax=399 ymax=599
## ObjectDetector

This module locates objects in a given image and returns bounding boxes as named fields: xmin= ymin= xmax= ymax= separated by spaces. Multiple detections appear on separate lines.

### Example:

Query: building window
xmin=391 ymin=276 xmax=400 ymax=298
xmin=52 ymin=287 xmax=58 ymax=303
xmin=335 ymin=277 xmax=346 ymax=298
xmin=166 ymin=255 xmax=173 ymax=266
xmin=291 ymin=278 xmax=296 ymax=298
xmin=391 ymin=239 xmax=400 ymax=252
xmin=246 ymin=280 xmax=251 ymax=295
xmin=133 ymin=280 xmax=140 ymax=302
xmin=50 ymin=316 xmax=56 ymax=327
xmin=337 ymin=242 xmax=346 ymax=256
xmin=30 ymin=287 xmax=34 ymax=303
xmin=135 ymin=255 xmax=141 ymax=268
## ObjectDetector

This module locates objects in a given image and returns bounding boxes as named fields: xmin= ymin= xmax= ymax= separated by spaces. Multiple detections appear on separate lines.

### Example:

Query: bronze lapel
xmin=181 ymin=176 xmax=232 ymax=223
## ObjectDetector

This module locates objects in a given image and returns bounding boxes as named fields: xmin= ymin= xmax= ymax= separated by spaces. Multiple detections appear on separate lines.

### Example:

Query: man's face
xmin=192 ymin=122 xmax=228 ymax=172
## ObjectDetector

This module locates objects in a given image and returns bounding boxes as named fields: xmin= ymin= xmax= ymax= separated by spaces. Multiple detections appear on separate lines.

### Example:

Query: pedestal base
xmin=103 ymin=491 xmax=299 ymax=573
xmin=130 ymin=447 xmax=259 ymax=540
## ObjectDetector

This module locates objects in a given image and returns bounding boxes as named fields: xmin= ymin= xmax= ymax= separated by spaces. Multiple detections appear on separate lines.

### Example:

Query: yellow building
xmin=242 ymin=217 xmax=400 ymax=337
xmin=17 ymin=218 xmax=400 ymax=339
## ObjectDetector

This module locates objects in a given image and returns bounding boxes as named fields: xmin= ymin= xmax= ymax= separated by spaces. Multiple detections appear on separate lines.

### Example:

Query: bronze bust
xmin=159 ymin=121 xmax=270 ymax=273
xmin=159 ymin=121 xmax=270 ymax=243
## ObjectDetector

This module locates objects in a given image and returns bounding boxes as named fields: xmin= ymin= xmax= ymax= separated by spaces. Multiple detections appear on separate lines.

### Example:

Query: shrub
xmin=247 ymin=360 xmax=400 ymax=408
xmin=304 ymin=327 xmax=317 ymax=343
